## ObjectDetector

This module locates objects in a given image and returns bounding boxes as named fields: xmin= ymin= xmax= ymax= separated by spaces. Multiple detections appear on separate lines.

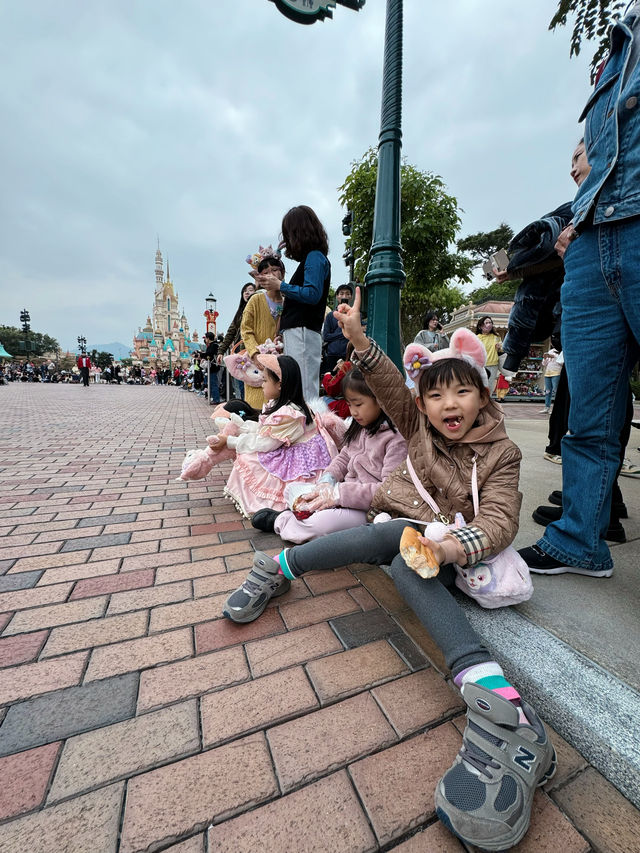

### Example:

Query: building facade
xmin=131 ymin=245 xmax=201 ymax=368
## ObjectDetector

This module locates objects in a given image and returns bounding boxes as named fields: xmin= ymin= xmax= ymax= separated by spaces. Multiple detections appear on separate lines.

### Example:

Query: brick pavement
xmin=0 ymin=383 xmax=638 ymax=853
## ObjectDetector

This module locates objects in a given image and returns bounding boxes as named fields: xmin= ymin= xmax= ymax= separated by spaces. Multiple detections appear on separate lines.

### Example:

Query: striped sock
xmin=455 ymin=662 xmax=527 ymax=724
xmin=275 ymin=549 xmax=296 ymax=580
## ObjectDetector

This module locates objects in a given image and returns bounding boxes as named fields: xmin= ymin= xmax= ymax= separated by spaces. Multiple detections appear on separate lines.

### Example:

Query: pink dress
xmin=224 ymin=405 xmax=336 ymax=518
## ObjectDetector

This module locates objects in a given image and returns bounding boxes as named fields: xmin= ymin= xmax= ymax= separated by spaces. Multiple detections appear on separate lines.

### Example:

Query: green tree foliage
xmin=457 ymin=224 xmax=514 ymax=266
xmin=338 ymin=148 xmax=473 ymax=342
xmin=550 ymin=0 xmax=627 ymax=82
xmin=90 ymin=349 xmax=114 ymax=370
xmin=468 ymin=278 xmax=520 ymax=304
xmin=0 ymin=325 xmax=59 ymax=358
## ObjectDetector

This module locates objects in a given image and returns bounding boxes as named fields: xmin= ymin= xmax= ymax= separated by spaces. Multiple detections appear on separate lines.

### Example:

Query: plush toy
xmin=404 ymin=327 xmax=489 ymax=387
xmin=224 ymin=338 xmax=284 ymax=388
xmin=177 ymin=414 xmax=244 ymax=481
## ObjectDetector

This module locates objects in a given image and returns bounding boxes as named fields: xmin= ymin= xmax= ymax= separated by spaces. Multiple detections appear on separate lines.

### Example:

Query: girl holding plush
xmin=213 ymin=353 xmax=340 ymax=519
xmin=223 ymin=288 xmax=555 ymax=852
xmin=250 ymin=367 xmax=407 ymax=543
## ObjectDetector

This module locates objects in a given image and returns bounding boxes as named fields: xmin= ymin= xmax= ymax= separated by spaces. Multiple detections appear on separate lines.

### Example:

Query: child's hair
xmin=475 ymin=316 xmax=494 ymax=334
xmin=341 ymin=367 xmax=396 ymax=445
xmin=281 ymin=206 xmax=329 ymax=261
xmin=417 ymin=358 xmax=489 ymax=399
xmin=257 ymin=257 xmax=285 ymax=276
xmin=263 ymin=355 xmax=313 ymax=424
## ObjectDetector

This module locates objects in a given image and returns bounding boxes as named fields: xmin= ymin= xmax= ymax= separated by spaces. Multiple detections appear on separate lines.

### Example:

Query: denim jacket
xmin=573 ymin=6 xmax=640 ymax=227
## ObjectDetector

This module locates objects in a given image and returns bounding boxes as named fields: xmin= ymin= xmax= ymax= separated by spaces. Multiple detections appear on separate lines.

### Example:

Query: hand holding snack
xmin=400 ymin=527 xmax=443 ymax=578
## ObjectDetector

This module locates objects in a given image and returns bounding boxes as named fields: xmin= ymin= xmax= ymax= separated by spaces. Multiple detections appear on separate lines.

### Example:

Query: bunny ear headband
xmin=404 ymin=328 xmax=489 ymax=388
xmin=246 ymin=244 xmax=282 ymax=270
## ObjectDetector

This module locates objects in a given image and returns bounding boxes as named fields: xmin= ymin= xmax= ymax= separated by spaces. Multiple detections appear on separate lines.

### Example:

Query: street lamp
xmin=77 ymin=335 xmax=87 ymax=354
xmin=204 ymin=293 xmax=218 ymax=337
xmin=19 ymin=309 xmax=31 ymax=354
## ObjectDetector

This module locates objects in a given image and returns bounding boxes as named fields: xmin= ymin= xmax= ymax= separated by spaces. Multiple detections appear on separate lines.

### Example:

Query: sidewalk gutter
xmin=458 ymin=598 xmax=640 ymax=808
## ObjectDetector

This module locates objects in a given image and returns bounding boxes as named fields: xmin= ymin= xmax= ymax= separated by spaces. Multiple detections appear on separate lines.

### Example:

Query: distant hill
xmin=90 ymin=342 xmax=131 ymax=360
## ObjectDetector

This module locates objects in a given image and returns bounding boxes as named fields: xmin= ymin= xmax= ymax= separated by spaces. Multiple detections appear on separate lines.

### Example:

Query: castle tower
xmin=155 ymin=240 xmax=164 ymax=294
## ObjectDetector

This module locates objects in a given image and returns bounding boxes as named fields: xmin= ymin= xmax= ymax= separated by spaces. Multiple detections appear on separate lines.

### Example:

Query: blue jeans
xmin=544 ymin=374 xmax=560 ymax=409
xmin=208 ymin=368 xmax=220 ymax=403
xmin=540 ymin=216 xmax=640 ymax=572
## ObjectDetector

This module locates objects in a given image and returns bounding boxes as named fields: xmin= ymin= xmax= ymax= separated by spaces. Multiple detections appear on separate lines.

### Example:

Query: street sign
xmin=268 ymin=0 xmax=364 ymax=25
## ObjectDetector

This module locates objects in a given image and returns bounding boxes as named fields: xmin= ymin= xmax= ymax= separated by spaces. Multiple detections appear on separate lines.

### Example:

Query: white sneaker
xmin=620 ymin=458 xmax=640 ymax=478
xmin=539 ymin=408 xmax=550 ymax=414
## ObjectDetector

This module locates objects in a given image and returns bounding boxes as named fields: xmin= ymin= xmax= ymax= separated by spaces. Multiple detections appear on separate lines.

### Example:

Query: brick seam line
xmin=115 ymin=777 xmax=129 ymax=853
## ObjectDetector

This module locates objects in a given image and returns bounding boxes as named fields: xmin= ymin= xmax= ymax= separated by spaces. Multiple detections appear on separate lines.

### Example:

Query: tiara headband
xmin=403 ymin=328 xmax=489 ymax=388
xmin=246 ymin=244 xmax=282 ymax=270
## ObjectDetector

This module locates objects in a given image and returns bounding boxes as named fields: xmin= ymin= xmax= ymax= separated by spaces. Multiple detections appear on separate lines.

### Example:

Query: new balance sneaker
xmin=620 ymin=457 xmax=640 ymax=478
xmin=543 ymin=452 xmax=562 ymax=464
xmin=222 ymin=551 xmax=290 ymax=623
xmin=518 ymin=544 xmax=613 ymax=577
xmin=435 ymin=682 xmax=556 ymax=851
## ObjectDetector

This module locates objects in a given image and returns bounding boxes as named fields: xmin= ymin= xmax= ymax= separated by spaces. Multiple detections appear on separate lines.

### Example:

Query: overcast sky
xmin=0 ymin=0 xmax=593 ymax=354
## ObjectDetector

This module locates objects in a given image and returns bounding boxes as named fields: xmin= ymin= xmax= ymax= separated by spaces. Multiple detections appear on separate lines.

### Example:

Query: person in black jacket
xmin=201 ymin=332 xmax=220 ymax=403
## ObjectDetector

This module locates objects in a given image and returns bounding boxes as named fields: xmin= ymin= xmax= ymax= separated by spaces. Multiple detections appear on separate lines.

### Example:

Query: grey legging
xmin=285 ymin=519 xmax=490 ymax=678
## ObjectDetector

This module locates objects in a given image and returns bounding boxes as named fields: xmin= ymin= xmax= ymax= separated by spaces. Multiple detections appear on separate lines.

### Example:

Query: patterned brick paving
xmin=0 ymin=383 xmax=637 ymax=852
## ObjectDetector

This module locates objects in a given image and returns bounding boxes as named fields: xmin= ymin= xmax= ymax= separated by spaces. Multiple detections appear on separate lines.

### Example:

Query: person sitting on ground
xmin=251 ymin=366 xmax=407 ymax=543
xmin=223 ymin=287 xmax=555 ymax=852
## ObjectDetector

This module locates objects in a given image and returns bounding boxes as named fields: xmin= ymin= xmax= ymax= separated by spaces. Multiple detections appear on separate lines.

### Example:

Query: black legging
xmin=547 ymin=366 xmax=631 ymax=518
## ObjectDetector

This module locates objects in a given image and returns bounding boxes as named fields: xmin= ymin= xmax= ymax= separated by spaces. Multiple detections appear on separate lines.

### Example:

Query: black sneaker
xmin=251 ymin=508 xmax=282 ymax=533
xmin=518 ymin=544 xmax=613 ymax=578
xmin=547 ymin=490 xmax=628 ymax=519
xmin=534 ymin=505 xmax=626 ymax=542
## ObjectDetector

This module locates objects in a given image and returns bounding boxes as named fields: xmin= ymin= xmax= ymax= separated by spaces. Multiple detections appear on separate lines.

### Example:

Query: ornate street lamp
xmin=77 ymin=335 xmax=87 ymax=354
xmin=204 ymin=293 xmax=218 ymax=337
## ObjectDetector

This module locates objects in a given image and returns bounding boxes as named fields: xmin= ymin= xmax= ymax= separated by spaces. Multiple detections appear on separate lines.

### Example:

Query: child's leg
xmin=274 ymin=508 xmax=368 ymax=544
xmin=223 ymin=521 xmax=406 ymax=623
xmin=389 ymin=558 xmax=558 ymax=849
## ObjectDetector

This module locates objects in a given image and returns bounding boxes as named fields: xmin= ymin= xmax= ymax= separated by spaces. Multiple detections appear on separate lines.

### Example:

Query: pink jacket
xmin=326 ymin=424 xmax=408 ymax=511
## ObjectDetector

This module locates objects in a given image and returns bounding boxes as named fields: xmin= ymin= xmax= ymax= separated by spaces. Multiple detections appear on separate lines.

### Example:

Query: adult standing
xmin=77 ymin=352 xmax=91 ymax=387
xmin=519 ymin=3 xmax=640 ymax=578
xmin=218 ymin=282 xmax=256 ymax=399
xmin=475 ymin=316 xmax=502 ymax=393
xmin=201 ymin=332 xmax=221 ymax=403
xmin=321 ymin=283 xmax=353 ymax=374
xmin=540 ymin=348 xmax=562 ymax=414
xmin=257 ymin=205 xmax=331 ymax=400
xmin=240 ymin=252 xmax=285 ymax=411
xmin=413 ymin=311 xmax=449 ymax=351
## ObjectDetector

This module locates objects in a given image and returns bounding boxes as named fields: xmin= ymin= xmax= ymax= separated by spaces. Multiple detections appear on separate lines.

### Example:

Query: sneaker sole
xmin=222 ymin=576 xmax=291 ymax=624
xmin=529 ymin=564 xmax=613 ymax=577
xmin=543 ymin=455 xmax=562 ymax=464
xmin=436 ymin=746 xmax=557 ymax=851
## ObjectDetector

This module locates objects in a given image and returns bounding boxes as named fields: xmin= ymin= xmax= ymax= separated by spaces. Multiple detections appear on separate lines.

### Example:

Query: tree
xmin=338 ymin=148 xmax=473 ymax=342
xmin=468 ymin=278 xmax=520 ymax=304
xmin=549 ymin=0 xmax=627 ymax=82
xmin=457 ymin=224 xmax=514 ymax=267
xmin=90 ymin=350 xmax=114 ymax=371
xmin=0 ymin=325 xmax=59 ymax=358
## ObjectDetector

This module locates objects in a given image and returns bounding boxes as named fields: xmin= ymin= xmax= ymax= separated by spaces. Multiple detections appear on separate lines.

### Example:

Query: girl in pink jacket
xmin=250 ymin=368 xmax=407 ymax=543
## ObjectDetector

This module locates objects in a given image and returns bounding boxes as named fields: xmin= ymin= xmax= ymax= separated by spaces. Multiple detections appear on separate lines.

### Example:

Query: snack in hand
xmin=400 ymin=527 xmax=440 ymax=578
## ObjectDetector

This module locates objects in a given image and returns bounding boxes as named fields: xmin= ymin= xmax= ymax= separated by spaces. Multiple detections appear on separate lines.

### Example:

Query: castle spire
xmin=166 ymin=257 xmax=170 ymax=283
xmin=155 ymin=241 xmax=163 ymax=293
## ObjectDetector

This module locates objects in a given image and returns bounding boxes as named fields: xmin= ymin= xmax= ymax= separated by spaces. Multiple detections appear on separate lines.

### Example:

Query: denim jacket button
xmin=604 ymin=205 xmax=615 ymax=217
xmin=625 ymin=96 xmax=637 ymax=109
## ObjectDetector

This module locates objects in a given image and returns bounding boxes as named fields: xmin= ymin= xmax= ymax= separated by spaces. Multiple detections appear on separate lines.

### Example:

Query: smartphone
xmin=490 ymin=248 xmax=509 ymax=272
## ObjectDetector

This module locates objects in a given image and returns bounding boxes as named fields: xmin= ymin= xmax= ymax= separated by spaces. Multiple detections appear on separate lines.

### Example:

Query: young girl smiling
xmin=223 ymin=289 xmax=555 ymax=852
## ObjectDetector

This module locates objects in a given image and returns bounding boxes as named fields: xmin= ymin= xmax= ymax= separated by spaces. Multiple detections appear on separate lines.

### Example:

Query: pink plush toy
xmin=224 ymin=338 xmax=284 ymax=388
xmin=403 ymin=328 xmax=488 ymax=387
xmin=177 ymin=414 xmax=243 ymax=481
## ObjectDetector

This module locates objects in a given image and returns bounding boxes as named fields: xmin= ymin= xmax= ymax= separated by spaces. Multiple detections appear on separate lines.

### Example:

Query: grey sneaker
xmin=222 ymin=551 xmax=291 ymax=623
xmin=435 ymin=682 xmax=556 ymax=851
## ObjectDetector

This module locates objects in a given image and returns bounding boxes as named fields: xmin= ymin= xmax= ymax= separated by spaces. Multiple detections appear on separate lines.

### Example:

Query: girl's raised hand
xmin=334 ymin=286 xmax=368 ymax=350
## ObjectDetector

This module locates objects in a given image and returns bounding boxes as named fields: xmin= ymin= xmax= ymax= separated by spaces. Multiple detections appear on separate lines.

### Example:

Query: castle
xmin=131 ymin=245 xmax=201 ymax=368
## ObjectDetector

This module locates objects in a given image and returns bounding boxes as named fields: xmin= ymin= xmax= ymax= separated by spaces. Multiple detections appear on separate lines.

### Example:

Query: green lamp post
xmin=268 ymin=0 xmax=404 ymax=366
xmin=364 ymin=0 xmax=404 ymax=368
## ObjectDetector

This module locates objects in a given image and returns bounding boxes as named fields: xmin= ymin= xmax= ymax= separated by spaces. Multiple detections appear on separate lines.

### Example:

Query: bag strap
xmin=407 ymin=454 xmax=480 ymax=519
xmin=405 ymin=456 xmax=443 ymax=518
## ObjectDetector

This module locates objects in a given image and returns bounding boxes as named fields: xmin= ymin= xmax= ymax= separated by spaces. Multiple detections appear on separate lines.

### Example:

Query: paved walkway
xmin=0 ymin=383 xmax=638 ymax=853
